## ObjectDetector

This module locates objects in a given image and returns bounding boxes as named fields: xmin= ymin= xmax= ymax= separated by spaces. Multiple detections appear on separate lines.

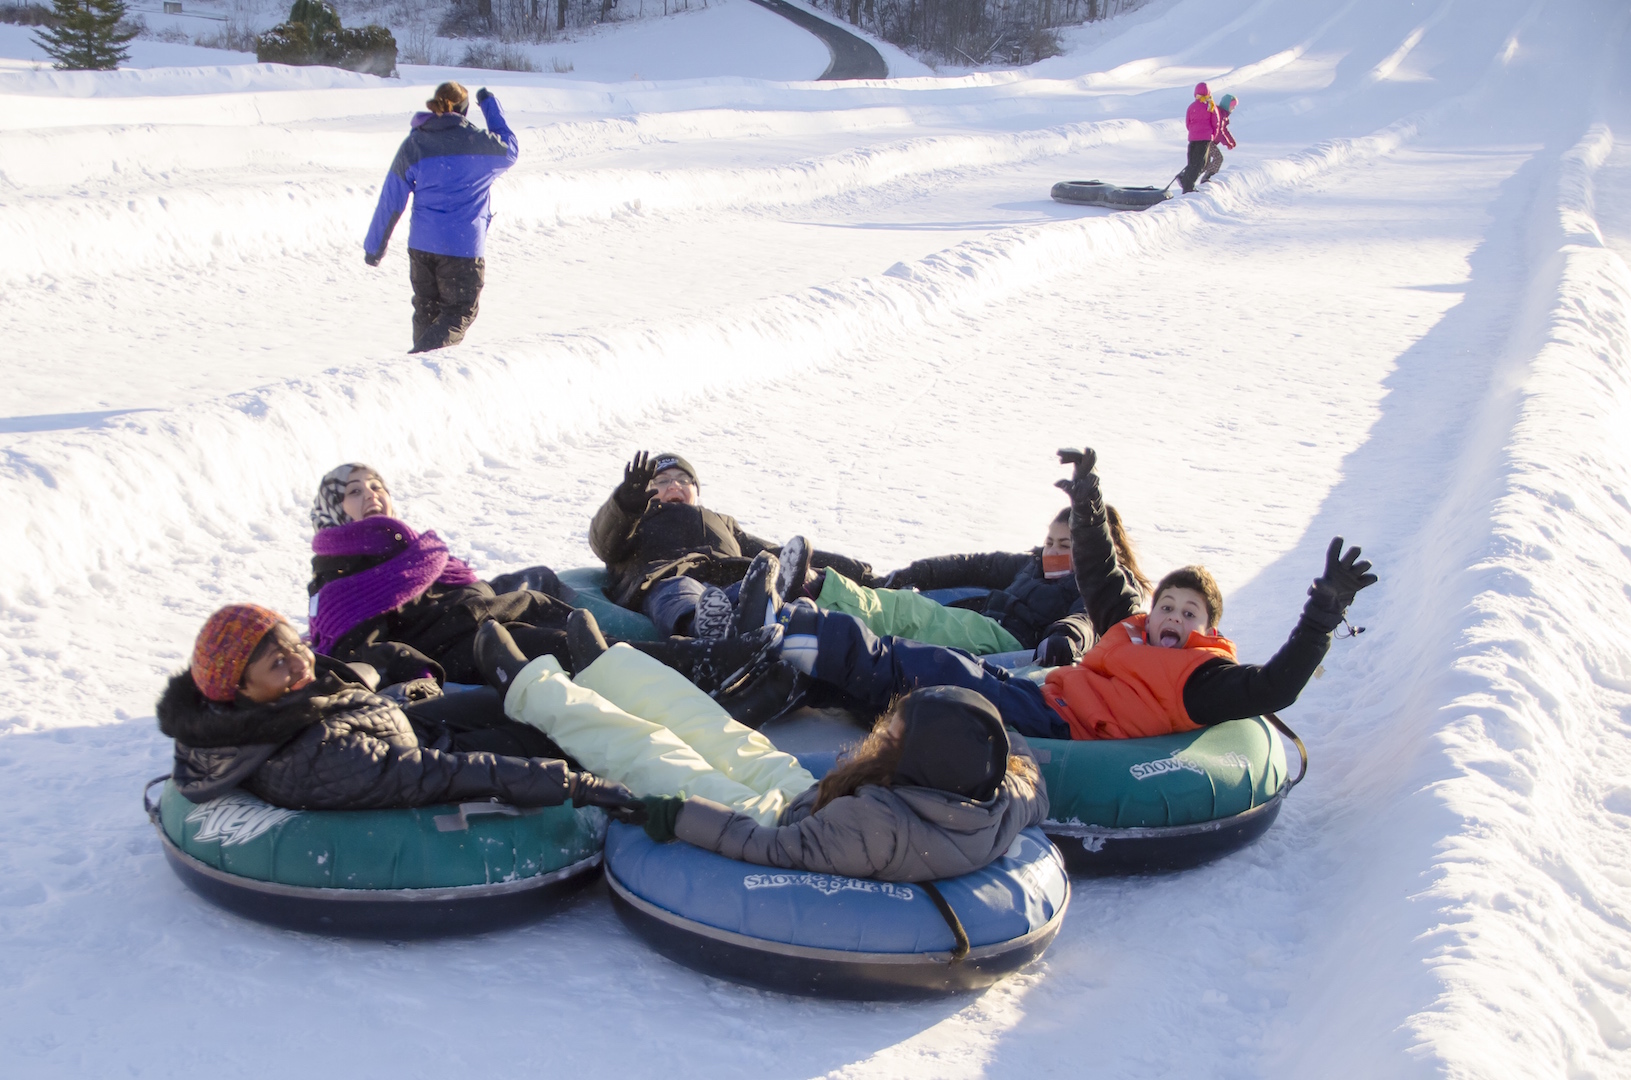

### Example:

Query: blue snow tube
xmin=604 ymin=824 xmax=1067 ymax=999
xmin=604 ymin=751 xmax=1068 ymax=999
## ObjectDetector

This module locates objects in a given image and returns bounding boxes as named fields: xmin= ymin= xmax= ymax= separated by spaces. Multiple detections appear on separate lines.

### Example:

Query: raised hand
xmin=615 ymin=451 xmax=657 ymax=511
xmin=1054 ymin=447 xmax=1102 ymax=506
xmin=1304 ymin=537 xmax=1377 ymax=630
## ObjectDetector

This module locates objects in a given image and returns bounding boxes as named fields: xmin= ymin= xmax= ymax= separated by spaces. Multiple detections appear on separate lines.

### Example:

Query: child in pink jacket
xmin=1180 ymin=82 xmax=1220 ymax=193
xmin=1203 ymin=94 xmax=1237 ymax=183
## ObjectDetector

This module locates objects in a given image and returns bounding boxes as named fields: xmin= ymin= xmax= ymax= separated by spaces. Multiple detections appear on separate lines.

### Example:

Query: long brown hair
xmin=814 ymin=702 xmax=1039 ymax=809
xmin=1106 ymin=504 xmax=1153 ymax=598
xmin=815 ymin=713 xmax=905 ymax=810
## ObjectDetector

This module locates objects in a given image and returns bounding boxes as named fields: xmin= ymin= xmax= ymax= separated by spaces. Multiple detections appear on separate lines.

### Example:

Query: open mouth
xmin=1158 ymin=629 xmax=1181 ymax=647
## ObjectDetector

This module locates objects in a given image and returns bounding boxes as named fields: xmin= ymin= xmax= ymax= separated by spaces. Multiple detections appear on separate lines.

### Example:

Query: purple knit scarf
xmin=308 ymin=516 xmax=480 ymax=653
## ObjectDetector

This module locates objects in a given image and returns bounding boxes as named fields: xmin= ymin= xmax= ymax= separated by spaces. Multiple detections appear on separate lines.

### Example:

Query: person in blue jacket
xmin=363 ymin=81 xmax=520 ymax=353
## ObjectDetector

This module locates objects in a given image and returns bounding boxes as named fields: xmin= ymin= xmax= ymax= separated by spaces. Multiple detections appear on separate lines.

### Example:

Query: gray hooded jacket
xmin=673 ymin=734 xmax=1047 ymax=882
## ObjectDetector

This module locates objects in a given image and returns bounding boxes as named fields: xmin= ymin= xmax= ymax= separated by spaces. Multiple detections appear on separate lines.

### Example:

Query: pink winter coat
xmin=1186 ymin=98 xmax=1219 ymax=141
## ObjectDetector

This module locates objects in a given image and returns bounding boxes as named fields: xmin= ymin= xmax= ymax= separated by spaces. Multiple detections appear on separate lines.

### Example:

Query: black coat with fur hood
xmin=155 ymin=655 xmax=573 ymax=810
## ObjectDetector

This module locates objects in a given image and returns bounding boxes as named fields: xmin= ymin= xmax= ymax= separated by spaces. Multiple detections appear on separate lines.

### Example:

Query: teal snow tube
xmin=555 ymin=567 xmax=663 ymax=642
xmin=144 ymin=779 xmax=606 ymax=936
xmin=1030 ymin=714 xmax=1307 ymax=874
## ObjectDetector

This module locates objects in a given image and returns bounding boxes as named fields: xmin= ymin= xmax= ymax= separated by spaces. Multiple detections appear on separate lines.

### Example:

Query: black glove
xmin=614 ymin=451 xmax=658 ymax=512
xmin=1054 ymin=447 xmax=1103 ymax=509
xmin=476 ymin=86 xmax=492 ymax=103
xmin=1033 ymin=634 xmax=1075 ymax=667
xmin=639 ymin=795 xmax=685 ymax=843
xmin=1302 ymin=536 xmax=1377 ymax=632
xmin=364 ymin=251 xmax=382 ymax=267
xmin=567 ymin=772 xmax=647 ymax=824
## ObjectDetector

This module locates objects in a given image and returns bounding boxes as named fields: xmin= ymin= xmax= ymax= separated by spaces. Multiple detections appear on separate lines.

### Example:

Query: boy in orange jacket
xmin=771 ymin=448 xmax=1375 ymax=740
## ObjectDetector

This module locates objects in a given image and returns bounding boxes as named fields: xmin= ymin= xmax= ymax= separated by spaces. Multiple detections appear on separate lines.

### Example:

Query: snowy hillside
xmin=3 ymin=0 xmax=1630 ymax=1076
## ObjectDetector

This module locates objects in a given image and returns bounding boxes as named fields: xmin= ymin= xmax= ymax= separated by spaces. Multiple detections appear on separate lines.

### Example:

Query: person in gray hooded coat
xmin=638 ymin=685 xmax=1047 ymax=883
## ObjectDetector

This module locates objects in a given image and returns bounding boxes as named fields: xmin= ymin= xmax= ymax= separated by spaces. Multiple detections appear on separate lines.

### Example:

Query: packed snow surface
xmin=3 ymin=0 xmax=1631 ymax=1076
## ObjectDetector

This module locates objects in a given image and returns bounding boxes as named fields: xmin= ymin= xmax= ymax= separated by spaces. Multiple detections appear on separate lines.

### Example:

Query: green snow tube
xmin=555 ymin=567 xmax=663 ymax=642
xmin=145 ymin=779 xmax=606 ymax=936
xmin=1029 ymin=714 xmax=1306 ymax=874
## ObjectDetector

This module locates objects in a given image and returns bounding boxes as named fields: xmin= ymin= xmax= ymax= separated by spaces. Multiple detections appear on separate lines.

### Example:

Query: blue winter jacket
xmin=364 ymin=96 xmax=520 ymax=260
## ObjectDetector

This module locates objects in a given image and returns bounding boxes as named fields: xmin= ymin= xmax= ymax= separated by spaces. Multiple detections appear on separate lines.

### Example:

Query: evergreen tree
xmin=33 ymin=0 xmax=137 ymax=71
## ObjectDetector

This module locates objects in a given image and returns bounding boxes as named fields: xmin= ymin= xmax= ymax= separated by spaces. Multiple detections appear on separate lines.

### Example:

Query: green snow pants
xmin=815 ymin=571 xmax=1025 ymax=655
xmin=501 ymin=644 xmax=815 ymax=825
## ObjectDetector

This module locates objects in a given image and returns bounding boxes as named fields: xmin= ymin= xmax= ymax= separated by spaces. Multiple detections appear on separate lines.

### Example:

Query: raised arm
xmin=589 ymin=452 xmax=657 ymax=564
xmin=1056 ymin=448 xmax=1142 ymax=635
xmin=1183 ymin=538 xmax=1376 ymax=724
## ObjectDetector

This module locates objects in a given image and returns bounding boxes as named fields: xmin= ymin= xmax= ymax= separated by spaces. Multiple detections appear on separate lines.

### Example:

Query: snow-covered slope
xmin=2 ymin=0 xmax=1630 ymax=1076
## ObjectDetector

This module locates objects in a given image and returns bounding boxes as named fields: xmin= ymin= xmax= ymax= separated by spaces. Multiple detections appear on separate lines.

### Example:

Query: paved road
xmin=746 ymin=0 xmax=888 ymax=80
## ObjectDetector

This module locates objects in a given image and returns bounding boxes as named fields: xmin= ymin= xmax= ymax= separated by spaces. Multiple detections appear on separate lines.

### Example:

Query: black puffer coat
xmin=309 ymin=553 xmax=576 ymax=684
xmin=588 ymin=494 xmax=874 ymax=609
xmin=156 ymin=656 xmax=573 ymax=811
xmin=888 ymin=549 xmax=1095 ymax=653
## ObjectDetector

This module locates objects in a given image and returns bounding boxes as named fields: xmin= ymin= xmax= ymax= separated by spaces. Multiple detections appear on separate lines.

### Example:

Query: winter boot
xmin=736 ymin=551 xmax=782 ymax=634
xmin=637 ymin=625 xmax=784 ymax=695
xmin=713 ymin=661 xmax=808 ymax=730
xmin=776 ymin=535 xmax=815 ymax=601
xmin=775 ymin=597 xmax=822 ymax=676
xmin=691 ymin=586 xmax=736 ymax=641
xmin=566 ymin=608 xmax=609 ymax=672
xmin=473 ymin=619 xmax=530 ymax=691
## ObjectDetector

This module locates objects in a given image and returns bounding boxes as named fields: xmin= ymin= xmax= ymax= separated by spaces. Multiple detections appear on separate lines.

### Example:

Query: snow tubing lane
xmin=556 ymin=566 xmax=664 ymax=642
xmin=1032 ymin=715 xmax=1306 ymax=874
xmin=604 ymin=823 xmax=1068 ymax=999
xmin=1050 ymin=180 xmax=1173 ymax=210
xmin=146 ymin=780 xmax=606 ymax=937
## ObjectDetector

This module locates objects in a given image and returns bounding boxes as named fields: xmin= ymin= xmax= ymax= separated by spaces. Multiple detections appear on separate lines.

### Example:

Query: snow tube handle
xmin=920 ymin=881 xmax=971 ymax=963
xmin=143 ymin=774 xmax=171 ymax=824
xmin=1264 ymin=713 xmax=1307 ymax=790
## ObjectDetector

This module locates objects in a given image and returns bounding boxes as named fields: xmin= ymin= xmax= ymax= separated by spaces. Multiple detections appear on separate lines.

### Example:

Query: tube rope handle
xmin=1264 ymin=712 xmax=1308 ymax=790
xmin=921 ymin=881 xmax=971 ymax=963
xmin=143 ymin=774 xmax=172 ymax=823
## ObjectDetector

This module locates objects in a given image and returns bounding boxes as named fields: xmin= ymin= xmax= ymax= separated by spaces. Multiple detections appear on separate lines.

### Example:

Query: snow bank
xmin=1398 ymin=122 xmax=1631 ymax=1078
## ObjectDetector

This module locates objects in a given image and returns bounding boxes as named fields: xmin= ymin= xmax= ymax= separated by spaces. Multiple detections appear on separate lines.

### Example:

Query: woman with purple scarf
xmin=307 ymin=463 xmax=579 ymax=685
xmin=306 ymin=465 xmax=782 ymax=709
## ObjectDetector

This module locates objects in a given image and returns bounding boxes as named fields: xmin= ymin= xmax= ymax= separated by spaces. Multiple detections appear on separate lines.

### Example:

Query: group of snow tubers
xmin=148 ymin=444 xmax=1371 ymax=998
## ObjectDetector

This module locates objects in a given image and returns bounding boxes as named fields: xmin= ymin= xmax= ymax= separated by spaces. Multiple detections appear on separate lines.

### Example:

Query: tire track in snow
xmin=0 ymin=117 xmax=1166 ymax=285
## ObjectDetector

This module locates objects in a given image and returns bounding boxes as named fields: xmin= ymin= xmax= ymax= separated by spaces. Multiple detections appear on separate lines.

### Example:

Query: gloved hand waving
xmin=567 ymin=772 xmax=648 ymax=824
xmin=1053 ymin=447 xmax=1103 ymax=511
xmin=614 ymin=451 xmax=658 ymax=512
xmin=1302 ymin=537 xmax=1377 ymax=632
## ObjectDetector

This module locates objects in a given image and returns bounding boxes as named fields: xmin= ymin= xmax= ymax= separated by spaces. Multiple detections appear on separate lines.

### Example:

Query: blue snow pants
xmin=810 ymin=610 xmax=1070 ymax=740
xmin=643 ymin=576 xmax=741 ymax=637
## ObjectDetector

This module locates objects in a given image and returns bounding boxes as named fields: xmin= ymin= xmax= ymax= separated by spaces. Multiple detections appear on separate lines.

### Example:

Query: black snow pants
xmin=408 ymin=248 xmax=485 ymax=353
xmin=1179 ymin=139 xmax=1213 ymax=193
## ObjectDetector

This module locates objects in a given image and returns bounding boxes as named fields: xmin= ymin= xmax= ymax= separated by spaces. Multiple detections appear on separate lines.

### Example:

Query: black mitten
xmin=614 ymin=451 xmax=657 ymax=512
xmin=1054 ymin=447 xmax=1104 ymax=512
xmin=568 ymin=773 xmax=647 ymax=824
xmin=1302 ymin=536 xmax=1377 ymax=632
xmin=1033 ymin=634 xmax=1075 ymax=667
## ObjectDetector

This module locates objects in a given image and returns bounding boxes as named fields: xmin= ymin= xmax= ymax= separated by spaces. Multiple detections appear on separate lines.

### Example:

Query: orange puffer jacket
xmin=1042 ymin=613 xmax=1237 ymax=740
